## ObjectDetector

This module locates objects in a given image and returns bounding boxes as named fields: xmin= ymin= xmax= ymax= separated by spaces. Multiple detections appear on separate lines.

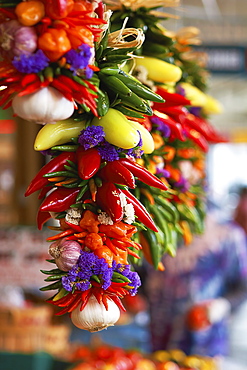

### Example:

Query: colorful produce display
xmin=69 ymin=343 xmax=218 ymax=370
xmin=107 ymin=0 xmax=228 ymax=267
xmin=0 ymin=0 xmax=226 ymax=332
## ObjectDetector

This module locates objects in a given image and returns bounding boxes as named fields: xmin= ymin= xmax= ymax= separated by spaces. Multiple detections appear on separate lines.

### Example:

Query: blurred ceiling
xmin=167 ymin=0 xmax=247 ymax=44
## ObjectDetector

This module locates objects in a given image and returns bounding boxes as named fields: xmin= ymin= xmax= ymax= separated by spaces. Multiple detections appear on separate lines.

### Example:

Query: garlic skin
xmin=12 ymin=87 xmax=74 ymax=124
xmin=49 ymin=239 xmax=81 ymax=271
xmin=71 ymin=295 xmax=121 ymax=332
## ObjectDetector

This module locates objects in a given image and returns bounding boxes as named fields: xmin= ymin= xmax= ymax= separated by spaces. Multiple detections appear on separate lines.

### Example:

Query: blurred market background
xmin=1 ymin=0 xmax=247 ymax=370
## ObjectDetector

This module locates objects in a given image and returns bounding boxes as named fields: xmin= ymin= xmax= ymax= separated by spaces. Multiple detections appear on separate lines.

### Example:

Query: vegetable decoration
xmin=0 ymin=0 xmax=227 ymax=332
xmin=107 ymin=0 xmax=228 ymax=266
xmin=0 ymin=0 xmax=168 ymax=332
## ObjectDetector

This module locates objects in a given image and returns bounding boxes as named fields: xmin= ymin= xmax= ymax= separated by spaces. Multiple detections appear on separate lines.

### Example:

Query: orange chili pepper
xmin=84 ymin=233 xmax=103 ymax=251
xmin=79 ymin=210 xmax=99 ymax=233
xmin=15 ymin=1 xmax=45 ymax=26
xmin=140 ymin=188 xmax=155 ymax=205
xmin=65 ymin=26 xmax=94 ymax=49
xmin=94 ymin=247 xmax=114 ymax=266
xmin=163 ymin=146 xmax=176 ymax=161
xmin=151 ymin=132 xmax=164 ymax=149
xmin=113 ymin=248 xmax=128 ymax=265
xmin=38 ymin=28 xmax=71 ymax=62
xmin=179 ymin=220 xmax=193 ymax=246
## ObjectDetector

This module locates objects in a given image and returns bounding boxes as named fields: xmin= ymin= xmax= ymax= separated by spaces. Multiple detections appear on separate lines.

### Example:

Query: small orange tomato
xmin=15 ymin=1 xmax=45 ymax=26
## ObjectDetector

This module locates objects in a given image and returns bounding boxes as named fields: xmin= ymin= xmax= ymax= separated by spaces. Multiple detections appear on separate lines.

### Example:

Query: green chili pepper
xmin=44 ymin=273 xmax=67 ymax=281
xmin=76 ymin=185 xmax=88 ymax=202
xmin=112 ymin=271 xmax=131 ymax=283
xmin=41 ymin=268 xmax=63 ymax=275
xmin=40 ymin=281 xmax=63 ymax=291
xmin=115 ymin=105 xmax=144 ymax=119
xmin=43 ymin=171 xmax=77 ymax=178
xmin=51 ymin=145 xmax=79 ymax=152
xmin=91 ymin=275 xmax=101 ymax=284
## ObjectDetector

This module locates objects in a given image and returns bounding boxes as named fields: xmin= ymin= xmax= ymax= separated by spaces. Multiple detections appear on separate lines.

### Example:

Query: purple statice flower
xmin=125 ymin=131 xmax=144 ymax=158
xmin=78 ymin=125 xmax=105 ymax=150
xmin=189 ymin=106 xmax=202 ymax=117
xmin=176 ymin=85 xmax=186 ymax=96
xmin=61 ymin=251 xmax=114 ymax=292
xmin=127 ymin=271 xmax=141 ymax=296
xmin=61 ymin=275 xmax=76 ymax=292
xmin=76 ymin=280 xmax=91 ymax=291
xmin=85 ymin=66 xmax=93 ymax=79
xmin=174 ymin=176 xmax=189 ymax=193
xmin=156 ymin=167 xmax=170 ymax=178
xmin=65 ymin=43 xmax=93 ymax=75
xmin=12 ymin=49 xmax=49 ymax=74
xmin=93 ymin=257 xmax=113 ymax=290
xmin=98 ymin=141 xmax=119 ymax=161
xmin=113 ymin=262 xmax=141 ymax=296
xmin=150 ymin=117 xmax=171 ymax=138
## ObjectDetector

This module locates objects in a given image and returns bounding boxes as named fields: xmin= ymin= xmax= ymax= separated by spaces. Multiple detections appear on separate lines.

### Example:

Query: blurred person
xmin=141 ymin=205 xmax=247 ymax=357
xmin=233 ymin=186 xmax=247 ymax=236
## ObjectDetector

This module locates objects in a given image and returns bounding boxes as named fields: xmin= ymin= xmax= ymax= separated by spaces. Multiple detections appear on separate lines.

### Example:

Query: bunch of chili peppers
xmin=107 ymin=1 xmax=228 ymax=269
xmin=0 ymin=0 xmax=173 ymax=324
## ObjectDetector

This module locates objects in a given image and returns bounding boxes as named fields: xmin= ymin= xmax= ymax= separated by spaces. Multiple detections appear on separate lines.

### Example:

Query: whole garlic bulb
xmin=12 ymin=86 xmax=74 ymax=124
xmin=49 ymin=239 xmax=81 ymax=271
xmin=71 ymin=295 xmax=120 ymax=332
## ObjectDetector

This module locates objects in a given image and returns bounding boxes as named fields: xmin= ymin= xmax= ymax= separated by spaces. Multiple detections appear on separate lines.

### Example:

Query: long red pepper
xmin=120 ymin=188 xmax=158 ymax=232
xmin=76 ymin=147 xmax=101 ymax=180
xmin=37 ymin=209 xmax=51 ymax=230
xmin=25 ymin=152 xmax=76 ymax=197
xmin=155 ymin=88 xmax=191 ymax=107
xmin=98 ymin=161 xmax=136 ymax=188
xmin=183 ymin=125 xmax=209 ymax=152
xmin=40 ymin=187 xmax=80 ymax=212
xmin=96 ymin=182 xmax=123 ymax=223
xmin=119 ymin=158 xmax=168 ymax=190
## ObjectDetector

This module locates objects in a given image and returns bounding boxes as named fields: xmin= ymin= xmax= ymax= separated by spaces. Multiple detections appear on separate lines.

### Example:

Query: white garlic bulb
xmin=12 ymin=86 xmax=74 ymax=124
xmin=71 ymin=295 xmax=120 ymax=332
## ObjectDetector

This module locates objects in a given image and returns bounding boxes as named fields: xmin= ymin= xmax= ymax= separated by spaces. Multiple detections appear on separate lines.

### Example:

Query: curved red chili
xmin=119 ymin=158 xmax=168 ymax=190
xmin=39 ymin=187 xmax=80 ymax=212
xmin=120 ymin=188 xmax=158 ymax=232
xmin=96 ymin=182 xmax=123 ymax=223
xmin=25 ymin=152 xmax=76 ymax=197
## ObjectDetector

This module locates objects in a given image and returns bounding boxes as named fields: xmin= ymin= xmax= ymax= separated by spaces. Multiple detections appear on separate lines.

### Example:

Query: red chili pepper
xmin=118 ymin=158 xmax=167 ymax=190
xmin=152 ymin=112 xmax=185 ymax=141
xmin=98 ymin=161 xmax=135 ymax=189
xmin=45 ymin=0 xmax=74 ymax=19
xmin=40 ymin=187 xmax=80 ymax=212
xmin=25 ymin=152 xmax=76 ymax=197
xmin=155 ymin=87 xmax=191 ymax=107
xmin=120 ymin=188 xmax=158 ymax=232
xmin=64 ymin=221 xmax=84 ymax=232
xmin=38 ymin=186 xmax=53 ymax=199
xmin=37 ymin=209 xmax=51 ymax=230
xmin=46 ymin=229 xmax=75 ymax=241
xmin=183 ymin=124 xmax=209 ymax=152
xmin=105 ymin=238 xmax=117 ymax=255
xmin=80 ymin=289 xmax=91 ymax=311
xmin=76 ymin=147 xmax=101 ymax=180
xmin=108 ymin=295 xmax=126 ymax=311
xmin=96 ymin=182 xmax=123 ymax=223
xmin=21 ymin=73 xmax=39 ymax=88
xmin=184 ymin=115 xmax=227 ymax=143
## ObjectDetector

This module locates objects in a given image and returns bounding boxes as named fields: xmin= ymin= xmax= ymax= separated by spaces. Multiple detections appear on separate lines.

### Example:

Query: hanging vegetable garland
xmin=0 ymin=0 xmax=171 ymax=332
xmin=107 ymin=0 xmax=228 ymax=267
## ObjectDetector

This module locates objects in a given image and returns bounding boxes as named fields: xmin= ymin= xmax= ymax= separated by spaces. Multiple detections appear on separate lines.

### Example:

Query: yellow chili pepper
xmin=15 ymin=1 xmax=45 ymax=26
